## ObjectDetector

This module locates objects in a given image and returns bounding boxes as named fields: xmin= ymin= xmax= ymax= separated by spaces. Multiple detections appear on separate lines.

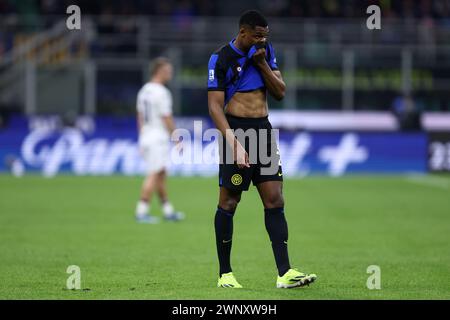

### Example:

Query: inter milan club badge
xmin=231 ymin=174 xmax=243 ymax=186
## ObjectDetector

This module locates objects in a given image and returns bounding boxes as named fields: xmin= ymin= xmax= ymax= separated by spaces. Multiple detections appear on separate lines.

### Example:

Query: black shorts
xmin=219 ymin=114 xmax=283 ymax=191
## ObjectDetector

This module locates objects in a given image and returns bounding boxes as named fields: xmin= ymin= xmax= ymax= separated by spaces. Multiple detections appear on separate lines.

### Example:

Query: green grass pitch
xmin=0 ymin=175 xmax=449 ymax=299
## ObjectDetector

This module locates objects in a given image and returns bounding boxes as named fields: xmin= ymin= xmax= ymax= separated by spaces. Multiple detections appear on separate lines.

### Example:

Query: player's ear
xmin=240 ymin=25 xmax=253 ymax=37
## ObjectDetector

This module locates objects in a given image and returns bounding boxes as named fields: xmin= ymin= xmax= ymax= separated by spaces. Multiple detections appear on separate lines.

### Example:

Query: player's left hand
xmin=174 ymin=138 xmax=183 ymax=153
xmin=252 ymin=47 xmax=267 ymax=67
xmin=175 ymin=140 xmax=183 ymax=151
xmin=248 ymin=42 xmax=267 ymax=67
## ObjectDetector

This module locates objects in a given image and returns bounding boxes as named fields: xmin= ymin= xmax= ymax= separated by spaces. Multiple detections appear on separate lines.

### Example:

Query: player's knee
xmin=220 ymin=195 xmax=241 ymax=212
xmin=263 ymin=193 xmax=284 ymax=209
xmin=222 ymin=199 xmax=239 ymax=212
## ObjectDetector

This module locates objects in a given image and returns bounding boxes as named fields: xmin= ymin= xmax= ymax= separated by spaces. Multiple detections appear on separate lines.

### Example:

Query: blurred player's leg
xmin=156 ymin=169 xmax=168 ymax=202
xmin=135 ymin=172 xmax=160 ymax=224
xmin=156 ymin=169 xmax=185 ymax=221
xmin=136 ymin=137 xmax=164 ymax=223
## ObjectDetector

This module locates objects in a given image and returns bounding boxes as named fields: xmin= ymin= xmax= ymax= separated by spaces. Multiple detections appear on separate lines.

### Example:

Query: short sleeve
xmin=207 ymin=53 xmax=226 ymax=91
xmin=267 ymin=43 xmax=279 ymax=71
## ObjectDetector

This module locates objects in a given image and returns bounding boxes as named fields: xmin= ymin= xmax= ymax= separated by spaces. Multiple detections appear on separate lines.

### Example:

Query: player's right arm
xmin=208 ymin=88 xmax=249 ymax=168
xmin=208 ymin=53 xmax=249 ymax=168
xmin=137 ymin=112 xmax=144 ymax=135
xmin=136 ymin=91 xmax=145 ymax=136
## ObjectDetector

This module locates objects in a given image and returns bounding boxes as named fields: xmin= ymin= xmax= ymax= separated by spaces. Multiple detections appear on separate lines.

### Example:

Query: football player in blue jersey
xmin=208 ymin=10 xmax=317 ymax=289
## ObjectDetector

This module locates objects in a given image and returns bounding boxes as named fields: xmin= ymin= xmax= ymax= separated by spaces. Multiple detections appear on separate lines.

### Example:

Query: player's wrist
xmin=224 ymin=129 xmax=236 ymax=145
xmin=255 ymin=59 xmax=270 ymax=70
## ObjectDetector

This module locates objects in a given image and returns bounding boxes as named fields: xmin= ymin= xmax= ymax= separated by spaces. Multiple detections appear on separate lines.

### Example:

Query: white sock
xmin=136 ymin=200 xmax=149 ymax=217
xmin=162 ymin=201 xmax=174 ymax=217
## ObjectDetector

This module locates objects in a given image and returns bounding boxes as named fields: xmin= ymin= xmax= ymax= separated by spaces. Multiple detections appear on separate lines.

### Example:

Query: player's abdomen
xmin=226 ymin=89 xmax=268 ymax=118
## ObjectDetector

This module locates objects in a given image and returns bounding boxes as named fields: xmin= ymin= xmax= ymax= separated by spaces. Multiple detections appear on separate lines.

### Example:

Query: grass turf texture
xmin=0 ymin=175 xmax=449 ymax=300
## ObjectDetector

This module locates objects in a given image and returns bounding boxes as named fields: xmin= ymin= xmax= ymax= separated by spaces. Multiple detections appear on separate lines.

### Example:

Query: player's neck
xmin=150 ymin=77 xmax=165 ymax=85
xmin=234 ymin=37 xmax=248 ymax=54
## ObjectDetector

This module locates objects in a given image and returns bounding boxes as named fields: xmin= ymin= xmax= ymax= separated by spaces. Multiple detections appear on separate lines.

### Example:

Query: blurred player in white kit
xmin=135 ymin=57 xmax=185 ymax=223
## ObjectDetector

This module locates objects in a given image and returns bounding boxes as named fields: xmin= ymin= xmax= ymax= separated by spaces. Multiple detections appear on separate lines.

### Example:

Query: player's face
xmin=161 ymin=64 xmax=173 ymax=83
xmin=240 ymin=25 xmax=269 ymax=50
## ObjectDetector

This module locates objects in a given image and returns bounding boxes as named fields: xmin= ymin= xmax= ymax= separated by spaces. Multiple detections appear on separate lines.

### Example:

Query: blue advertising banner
xmin=0 ymin=116 xmax=427 ymax=177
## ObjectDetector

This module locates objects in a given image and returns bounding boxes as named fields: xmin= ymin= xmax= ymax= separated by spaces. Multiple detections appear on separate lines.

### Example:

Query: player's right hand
xmin=234 ymin=140 xmax=250 ymax=169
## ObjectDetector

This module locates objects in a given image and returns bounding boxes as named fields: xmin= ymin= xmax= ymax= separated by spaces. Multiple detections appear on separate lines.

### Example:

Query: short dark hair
xmin=149 ymin=57 xmax=171 ymax=76
xmin=239 ymin=10 xmax=268 ymax=29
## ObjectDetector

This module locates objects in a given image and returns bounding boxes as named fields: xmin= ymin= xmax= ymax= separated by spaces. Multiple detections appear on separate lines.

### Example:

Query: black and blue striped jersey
xmin=207 ymin=38 xmax=279 ymax=106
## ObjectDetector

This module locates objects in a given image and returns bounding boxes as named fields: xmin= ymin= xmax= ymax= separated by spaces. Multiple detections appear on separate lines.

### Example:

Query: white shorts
xmin=139 ymin=131 xmax=170 ymax=174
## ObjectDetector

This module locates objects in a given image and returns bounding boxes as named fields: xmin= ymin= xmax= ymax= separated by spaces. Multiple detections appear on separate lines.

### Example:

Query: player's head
xmin=237 ymin=10 xmax=269 ymax=51
xmin=150 ymin=57 xmax=173 ymax=84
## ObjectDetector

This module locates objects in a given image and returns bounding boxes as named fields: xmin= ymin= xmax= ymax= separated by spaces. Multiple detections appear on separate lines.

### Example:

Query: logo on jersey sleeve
xmin=209 ymin=69 xmax=215 ymax=81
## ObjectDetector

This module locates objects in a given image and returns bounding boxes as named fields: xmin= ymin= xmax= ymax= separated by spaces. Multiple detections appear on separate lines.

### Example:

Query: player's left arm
xmin=160 ymin=90 xmax=182 ymax=147
xmin=161 ymin=115 xmax=176 ymax=136
xmin=252 ymin=46 xmax=286 ymax=101
xmin=162 ymin=115 xmax=182 ymax=149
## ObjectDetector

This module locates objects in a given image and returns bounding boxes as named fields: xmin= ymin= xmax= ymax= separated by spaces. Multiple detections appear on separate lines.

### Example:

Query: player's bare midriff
xmin=225 ymin=88 xmax=268 ymax=118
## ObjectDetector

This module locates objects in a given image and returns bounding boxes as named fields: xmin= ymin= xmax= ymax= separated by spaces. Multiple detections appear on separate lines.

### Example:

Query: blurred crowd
xmin=0 ymin=0 xmax=449 ymax=20
xmin=1 ymin=0 xmax=448 ymax=52
xmin=1 ymin=0 xmax=449 ymax=118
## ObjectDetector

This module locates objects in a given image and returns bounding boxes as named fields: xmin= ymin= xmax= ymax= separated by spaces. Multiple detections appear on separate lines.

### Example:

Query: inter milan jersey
xmin=207 ymin=39 xmax=279 ymax=106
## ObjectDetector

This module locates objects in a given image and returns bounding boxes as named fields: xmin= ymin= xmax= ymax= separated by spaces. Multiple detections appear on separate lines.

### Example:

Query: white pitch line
xmin=405 ymin=175 xmax=450 ymax=190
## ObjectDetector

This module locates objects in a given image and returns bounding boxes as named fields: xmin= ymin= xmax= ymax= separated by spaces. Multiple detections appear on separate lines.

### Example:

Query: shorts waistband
xmin=225 ymin=113 xmax=269 ymax=124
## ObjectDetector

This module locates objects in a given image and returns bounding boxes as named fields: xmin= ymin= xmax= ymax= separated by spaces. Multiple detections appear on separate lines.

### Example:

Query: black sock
xmin=264 ymin=207 xmax=291 ymax=276
xmin=215 ymin=206 xmax=235 ymax=276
